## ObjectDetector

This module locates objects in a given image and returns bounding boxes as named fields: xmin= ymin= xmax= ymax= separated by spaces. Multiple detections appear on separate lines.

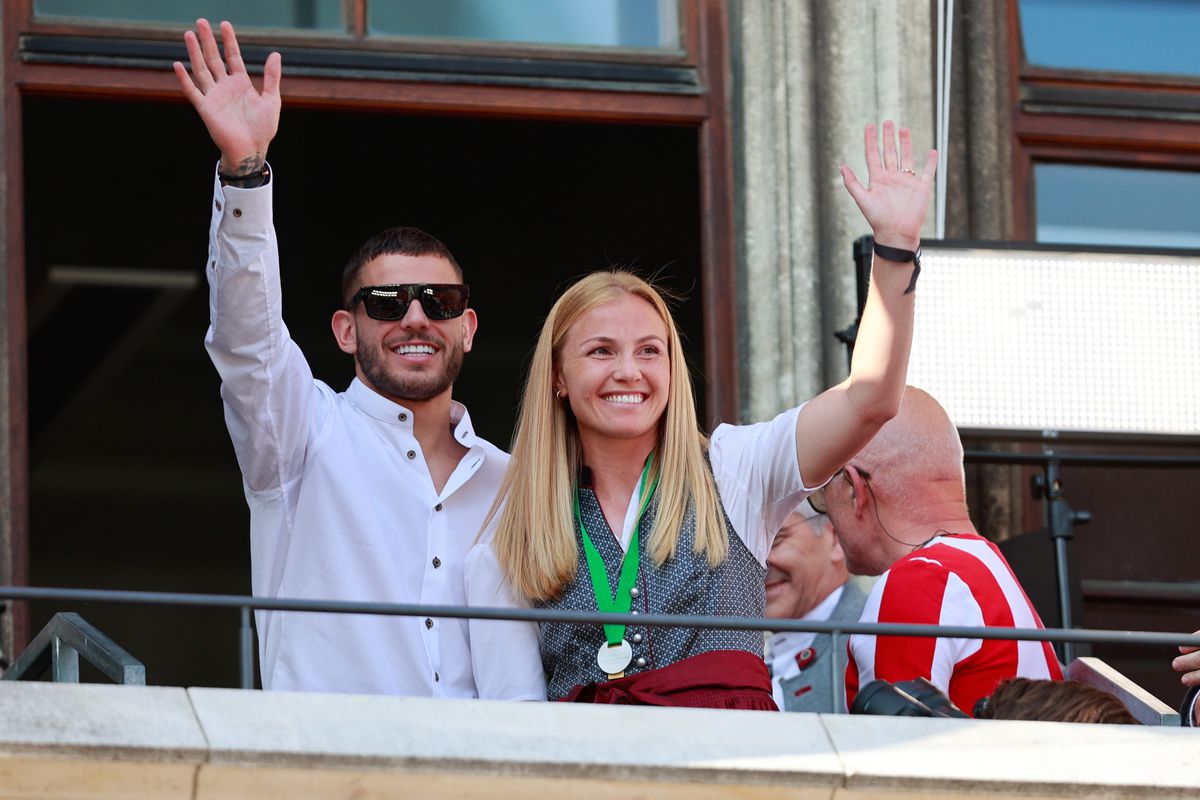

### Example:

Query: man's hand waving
xmin=173 ymin=19 xmax=281 ymax=177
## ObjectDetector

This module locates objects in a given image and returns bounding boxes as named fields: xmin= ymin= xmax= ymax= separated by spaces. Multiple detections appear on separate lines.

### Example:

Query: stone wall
xmin=0 ymin=682 xmax=1194 ymax=799
xmin=729 ymin=0 xmax=936 ymax=421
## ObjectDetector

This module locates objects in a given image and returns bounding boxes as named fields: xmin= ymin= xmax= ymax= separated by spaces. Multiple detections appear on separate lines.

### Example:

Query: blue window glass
xmin=369 ymin=0 xmax=679 ymax=49
xmin=34 ymin=0 xmax=345 ymax=31
xmin=1020 ymin=0 xmax=1200 ymax=77
xmin=1035 ymin=163 xmax=1200 ymax=249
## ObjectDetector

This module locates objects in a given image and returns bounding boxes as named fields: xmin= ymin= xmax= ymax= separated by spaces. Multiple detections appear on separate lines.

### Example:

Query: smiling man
xmin=764 ymin=501 xmax=868 ymax=712
xmin=176 ymin=19 xmax=543 ymax=699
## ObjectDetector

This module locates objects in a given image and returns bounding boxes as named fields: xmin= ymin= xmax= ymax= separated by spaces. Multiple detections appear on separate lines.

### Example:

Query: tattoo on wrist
xmin=218 ymin=158 xmax=270 ymax=190
xmin=226 ymin=154 xmax=265 ymax=178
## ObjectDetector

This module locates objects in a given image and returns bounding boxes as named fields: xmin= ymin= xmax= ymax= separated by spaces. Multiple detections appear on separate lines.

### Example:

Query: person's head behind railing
xmin=974 ymin=677 xmax=1138 ymax=724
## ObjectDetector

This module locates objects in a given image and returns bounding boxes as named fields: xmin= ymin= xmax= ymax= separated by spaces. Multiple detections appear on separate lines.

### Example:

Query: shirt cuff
xmin=212 ymin=161 xmax=274 ymax=232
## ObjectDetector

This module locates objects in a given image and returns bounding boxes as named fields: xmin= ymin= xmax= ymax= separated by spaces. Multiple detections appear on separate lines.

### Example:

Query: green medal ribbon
xmin=573 ymin=454 xmax=659 ymax=647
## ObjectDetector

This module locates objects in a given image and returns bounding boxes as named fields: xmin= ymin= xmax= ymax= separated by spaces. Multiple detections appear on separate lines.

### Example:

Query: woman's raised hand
xmin=840 ymin=121 xmax=937 ymax=251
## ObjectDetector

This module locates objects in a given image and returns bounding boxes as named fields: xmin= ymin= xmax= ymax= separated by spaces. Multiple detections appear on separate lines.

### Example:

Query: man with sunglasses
xmin=810 ymin=386 xmax=1061 ymax=716
xmin=175 ymin=19 xmax=543 ymax=699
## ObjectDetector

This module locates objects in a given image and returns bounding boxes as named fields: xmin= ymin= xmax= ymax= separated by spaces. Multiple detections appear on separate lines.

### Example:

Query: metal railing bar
xmin=2 ymin=621 xmax=55 ymax=681
xmin=831 ymin=630 xmax=844 ymax=715
xmin=3 ymin=585 xmax=1199 ymax=649
xmin=2 ymin=612 xmax=144 ymax=684
xmin=51 ymin=613 xmax=145 ymax=685
xmin=239 ymin=605 xmax=253 ymax=690
xmin=963 ymin=450 xmax=1200 ymax=468
xmin=1082 ymin=579 xmax=1200 ymax=604
xmin=52 ymin=636 xmax=79 ymax=683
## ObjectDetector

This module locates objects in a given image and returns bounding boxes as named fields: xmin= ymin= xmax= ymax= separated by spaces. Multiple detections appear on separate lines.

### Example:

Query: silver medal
xmin=596 ymin=639 xmax=633 ymax=676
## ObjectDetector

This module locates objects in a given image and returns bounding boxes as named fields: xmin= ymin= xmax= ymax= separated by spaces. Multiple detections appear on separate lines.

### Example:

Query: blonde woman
xmin=468 ymin=122 xmax=936 ymax=708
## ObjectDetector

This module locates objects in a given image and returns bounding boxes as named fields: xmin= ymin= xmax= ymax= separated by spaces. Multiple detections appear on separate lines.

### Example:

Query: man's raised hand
xmin=173 ymin=19 xmax=281 ymax=177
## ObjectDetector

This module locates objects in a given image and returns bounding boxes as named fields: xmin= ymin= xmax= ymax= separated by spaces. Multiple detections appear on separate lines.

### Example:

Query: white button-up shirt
xmin=204 ymin=168 xmax=543 ymax=699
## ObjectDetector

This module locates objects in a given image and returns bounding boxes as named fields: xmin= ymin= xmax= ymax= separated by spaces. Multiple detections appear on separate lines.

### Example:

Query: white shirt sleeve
xmin=464 ymin=537 xmax=548 ymax=701
xmin=709 ymin=404 xmax=818 ymax=565
xmin=202 ymin=165 xmax=328 ymax=495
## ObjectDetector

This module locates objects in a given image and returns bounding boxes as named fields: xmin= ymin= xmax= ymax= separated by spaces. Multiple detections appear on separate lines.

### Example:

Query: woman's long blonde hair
xmin=487 ymin=271 xmax=728 ymax=602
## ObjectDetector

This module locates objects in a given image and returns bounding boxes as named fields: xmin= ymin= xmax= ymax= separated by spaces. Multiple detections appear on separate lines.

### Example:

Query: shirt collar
xmin=766 ymin=583 xmax=846 ymax=660
xmin=346 ymin=378 xmax=478 ymax=446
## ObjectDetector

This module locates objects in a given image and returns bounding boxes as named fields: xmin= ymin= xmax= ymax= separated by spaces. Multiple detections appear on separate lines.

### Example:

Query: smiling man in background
xmin=764 ymin=501 xmax=868 ymax=712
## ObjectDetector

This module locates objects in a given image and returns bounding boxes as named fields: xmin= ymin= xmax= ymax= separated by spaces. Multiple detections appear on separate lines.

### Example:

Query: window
xmin=369 ymin=0 xmax=680 ymax=49
xmin=1019 ymin=0 xmax=1200 ymax=78
xmin=1005 ymin=0 xmax=1200 ymax=708
xmin=34 ymin=0 xmax=345 ymax=31
xmin=1034 ymin=164 xmax=1200 ymax=248
xmin=1009 ymin=0 xmax=1200 ymax=240
xmin=32 ymin=0 xmax=682 ymax=52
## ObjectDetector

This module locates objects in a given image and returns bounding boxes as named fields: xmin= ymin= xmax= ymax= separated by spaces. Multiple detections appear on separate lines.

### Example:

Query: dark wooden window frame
xmin=1005 ymin=0 xmax=1200 ymax=543
xmin=1006 ymin=0 xmax=1200 ymax=239
xmin=2 ymin=0 xmax=739 ymax=647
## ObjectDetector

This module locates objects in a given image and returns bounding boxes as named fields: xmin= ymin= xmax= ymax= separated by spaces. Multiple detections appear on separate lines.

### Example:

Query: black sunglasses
xmin=808 ymin=466 xmax=871 ymax=515
xmin=348 ymin=283 xmax=470 ymax=321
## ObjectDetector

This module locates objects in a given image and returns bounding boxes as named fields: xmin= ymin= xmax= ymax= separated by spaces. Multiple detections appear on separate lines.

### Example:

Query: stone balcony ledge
xmin=0 ymin=681 xmax=1195 ymax=799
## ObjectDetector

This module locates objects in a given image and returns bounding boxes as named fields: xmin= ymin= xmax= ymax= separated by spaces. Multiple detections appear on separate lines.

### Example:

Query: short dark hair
xmin=341 ymin=227 xmax=463 ymax=306
xmin=977 ymin=678 xmax=1138 ymax=725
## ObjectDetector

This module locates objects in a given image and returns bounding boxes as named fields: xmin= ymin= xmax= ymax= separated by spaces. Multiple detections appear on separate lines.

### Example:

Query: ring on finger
xmin=900 ymin=168 xmax=917 ymax=176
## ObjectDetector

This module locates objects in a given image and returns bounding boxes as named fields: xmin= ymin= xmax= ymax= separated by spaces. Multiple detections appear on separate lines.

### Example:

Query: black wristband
xmin=872 ymin=240 xmax=921 ymax=295
xmin=219 ymin=163 xmax=271 ymax=189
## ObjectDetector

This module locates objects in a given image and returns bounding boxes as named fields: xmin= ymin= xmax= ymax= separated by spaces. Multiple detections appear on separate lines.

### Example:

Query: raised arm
xmin=179 ymin=20 xmax=318 ymax=497
xmin=794 ymin=121 xmax=936 ymax=486
xmin=173 ymin=18 xmax=281 ymax=177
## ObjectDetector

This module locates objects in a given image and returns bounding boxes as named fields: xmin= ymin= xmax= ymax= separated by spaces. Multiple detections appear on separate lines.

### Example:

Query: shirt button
xmin=434 ymin=503 xmax=443 ymax=512
xmin=424 ymin=618 xmax=434 ymax=629
xmin=214 ymin=200 xmax=222 ymax=211
xmin=632 ymin=633 xmax=643 ymax=644
xmin=630 ymin=587 xmax=639 ymax=598
xmin=232 ymin=208 xmax=242 ymax=218
xmin=432 ymin=557 xmax=441 ymax=568
xmin=398 ymin=412 xmax=408 ymax=422
xmin=635 ymin=657 xmax=647 ymax=668
xmin=407 ymin=450 xmax=416 ymax=459
xmin=434 ymin=672 xmax=440 ymax=682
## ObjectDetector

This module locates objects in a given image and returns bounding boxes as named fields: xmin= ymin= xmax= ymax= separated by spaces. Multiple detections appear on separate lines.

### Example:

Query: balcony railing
xmin=1 ymin=585 xmax=1195 ymax=724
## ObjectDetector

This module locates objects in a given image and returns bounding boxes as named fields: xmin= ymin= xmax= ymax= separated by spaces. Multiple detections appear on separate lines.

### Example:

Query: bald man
xmin=764 ymin=502 xmax=868 ymax=712
xmin=811 ymin=386 xmax=1062 ymax=716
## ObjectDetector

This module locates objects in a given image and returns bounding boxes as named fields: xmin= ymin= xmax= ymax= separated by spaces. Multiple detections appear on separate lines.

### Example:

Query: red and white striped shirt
xmin=846 ymin=533 xmax=1062 ymax=715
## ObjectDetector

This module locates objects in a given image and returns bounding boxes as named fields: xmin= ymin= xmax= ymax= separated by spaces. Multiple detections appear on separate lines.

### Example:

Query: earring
xmin=555 ymin=389 xmax=565 ymax=400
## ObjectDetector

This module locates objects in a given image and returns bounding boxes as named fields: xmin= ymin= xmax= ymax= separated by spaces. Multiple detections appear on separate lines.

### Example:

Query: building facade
xmin=0 ymin=0 xmax=1196 ymax=704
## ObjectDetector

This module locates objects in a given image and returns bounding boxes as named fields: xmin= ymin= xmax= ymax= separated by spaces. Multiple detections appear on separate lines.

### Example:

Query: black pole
xmin=1033 ymin=453 xmax=1091 ymax=664
xmin=835 ymin=235 xmax=875 ymax=370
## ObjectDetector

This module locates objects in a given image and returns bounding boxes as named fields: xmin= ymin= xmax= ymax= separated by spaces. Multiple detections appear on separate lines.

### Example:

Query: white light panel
xmin=907 ymin=246 xmax=1200 ymax=436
